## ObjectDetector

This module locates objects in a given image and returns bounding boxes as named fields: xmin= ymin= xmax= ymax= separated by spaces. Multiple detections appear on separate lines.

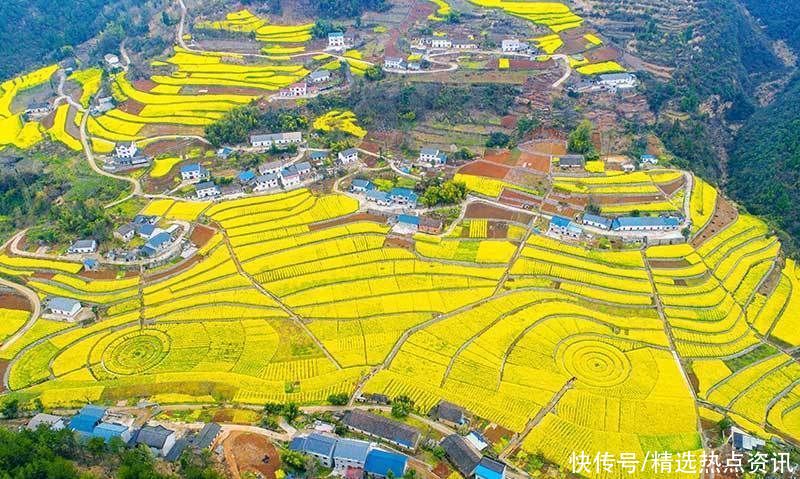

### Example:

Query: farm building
xmin=290 ymin=433 xmax=337 ymax=467
xmin=141 ymin=231 xmax=173 ymax=257
xmin=549 ymin=216 xmax=582 ymax=238
xmin=82 ymin=258 xmax=99 ymax=272
xmin=195 ymin=181 xmax=220 ymax=199
xmin=190 ymin=423 xmax=221 ymax=451
xmin=134 ymin=425 xmax=177 ymax=457
xmin=180 ymin=163 xmax=210 ymax=182
xmin=68 ymin=239 xmax=98 ymax=254
xmin=281 ymin=82 xmax=308 ymax=97
xmin=502 ymin=38 xmax=527 ymax=52
xmin=431 ymin=38 xmax=452 ymax=49
xmin=419 ymin=216 xmax=443 ymax=234
xmin=27 ymin=413 xmax=66 ymax=431
xmin=610 ymin=216 xmax=681 ymax=232
xmin=250 ymin=131 xmax=303 ymax=149
xmin=451 ymin=37 xmax=478 ymax=49
xmin=431 ymin=400 xmax=469 ymax=428
xmin=465 ymin=431 xmax=489 ymax=451
xmin=47 ymin=297 xmax=82 ymax=319
xmin=557 ymin=155 xmax=585 ymax=168
xmin=582 ymin=213 xmax=612 ymax=230
xmin=640 ymin=154 xmax=658 ymax=165
xmin=441 ymin=435 xmax=480 ymax=477
xmin=338 ymin=148 xmax=359 ymax=165
xmin=474 ymin=457 xmax=507 ymax=479
xmin=309 ymin=70 xmax=332 ymax=83
xmin=364 ymin=449 xmax=408 ymax=479
xmin=341 ymin=410 xmax=421 ymax=450
xmin=24 ymin=103 xmax=52 ymax=119
xmin=597 ymin=73 xmax=637 ymax=89
xmin=730 ymin=426 xmax=765 ymax=452
xmin=309 ymin=150 xmax=328 ymax=165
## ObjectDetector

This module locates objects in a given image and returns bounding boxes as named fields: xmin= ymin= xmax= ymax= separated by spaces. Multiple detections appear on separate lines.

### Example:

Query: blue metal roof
xmin=48 ymin=297 xmax=81 ymax=312
xmin=292 ymin=433 xmax=336 ymax=457
xmin=238 ymin=171 xmax=256 ymax=182
xmin=70 ymin=415 xmax=100 ymax=433
xmin=352 ymin=179 xmax=373 ymax=189
xmin=329 ymin=32 xmax=344 ymax=37
xmin=146 ymin=232 xmax=172 ymax=249
xmin=474 ymin=457 xmax=505 ymax=479
xmin=310 ymin=150 xmax=328 ymax=159
xmin=582 ymin=213 xmax=612 ymax=228
xmin=92 ymin=423 xmax=129 ymax=441
xmin=550 ymin=215 xmax=572 ymax=228
xmin=83 ymin=258 xmax=99 ymax=268
xmin=181 ymin=163 xmax=202 ymax=173
xmin=333 ymin=438 xmax=370 ymax=462
xmin=390 ymin=188 xmax=418 ymax=202
xmin=611 ymin=216 xmax=680 ymax=230
xmin=367 ymin=190 xmax=390 ymax=202
xmin=365 ymin=449 xmax=407 ymax=477
xmin=398 ymin=214 xmax=420 ymax=226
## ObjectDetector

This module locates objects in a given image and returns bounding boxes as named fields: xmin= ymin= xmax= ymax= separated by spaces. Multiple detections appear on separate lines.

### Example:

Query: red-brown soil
xmin=190 ymin=225 xmax=216 ymax=247
xmin=465 ymin=202 xmax=533 ymax=223
xmin=223 ymin=431 xmax=281 ymax=479
xmin=309 ymin=213 xmax=387 ymax=231
xmin=0 ymin=293 xmax=32 ymax=311
xmin=483 ymin=149 xmax=514 ymax=165
xmin=691 ymin=195 xmax=738 ymax=248
xmin=458 ymin=160 xmax=510 ymax=179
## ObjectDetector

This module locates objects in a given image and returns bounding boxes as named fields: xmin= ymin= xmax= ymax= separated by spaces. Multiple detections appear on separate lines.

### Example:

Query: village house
xmin=24 ymin=102 xmax=52 ymax=119
xmin=474 ymin=457 xmax=507 ymax=479
xmin=549 ymin=215 xmax=582 ymax=238
xmin=418 ymin=147 xmax=447 ymax=167
xmin=115 ymin=224 xmax=135 ymax=242
xmin=441 ymin=435 xmax=507 ymax=479
xmin=328 ymin=31 xmax=346 ymax=49
xmin=640 ymin=154 xmax=658 ymax=166
xmin=419 ymin=216 xmax=443 ymax=234
xmin=115 ymin=141 xmax=139 ymax=159
xmin=502 ymin=38 xmax=526 ymax=52
xmin=333 ymin=438 xmax=371 ymax=474
xmin=384 ymin=56 xmax=405 ymax=70
xmin=83 ymin=258 xmax=99 ymax=272
xmin=431 ymin=400 xmax=469 ymax=428
xmin=237 ymin=170 xmax=256 ymax=184
xmin=281 ymin=82 xmax=308 ymax=97
xmin=141 ymin=231 xmax=173 ymax=257
xmin=465 ymin=431 xmax=489 ymax=452
xmin=90 ymin=97 xmax=115 ymax=116
xmin=351 ymin=179 xmax=374 ymax=193
xmin=68 ymin=239 xmax=98 ymax=254
xmin=597 ymin=73 xmax=637 ymax=90
xmin=451 ymin=37 xmax=478 ymax=49
xmin=27 ymin=413 xmax=66 ymax=431
xmin=729 ymin=426 xmax=765 ymax=452
xmin=407 ymin=62 xmax=421 ymax=71
xmin=180 ymin=163 xmax=210 ymax=182
xmin=611 ymin=216 xmax=681 ymax=232
xmin=622 ymin=162 xmax=636 ymax=173
xmin=134 ymin=425 xmax=177 ymax=457
xmin=341 ymin=410 xmax=421 ymax=450
xmin=582 ymin=213 xmax=612 ymax=230
xmin=309 ymin=150 xmax=328 ymax=166
xmin=290 ymin=433 xmax=337 ymax=467
xmin=395 ymin=214 xmax=420 ymax=233
xmin=389 ymin=187 xmax=419 ymax=207
xmin=195 ymin=181 xmax=220 ymax=199
xmin=254 ymin=173 xmax=281 ymax=191
xmin=70 ymin=405 xmax=132 ymax=443
xmin=250 ymin=131 xmax=303 ymax=149
xmin=366 ymin=190 xmax=392 ymax=206
xmin=216 ymin=147 xmax=233 ymax=159
xmin=309 ymin=70 xmax=332 ymax=84
xmin=431 ymin=38 xmax=452 ymax=49
xmin=258 ymin=160 xmax=283 ymax=176
xmin=557 ymin=154 xmax=585 ymax=168
xmin=104 ymin=53 xmax=122 ymax=70
xmin=338 ymin=147 xmax=359 ymax=165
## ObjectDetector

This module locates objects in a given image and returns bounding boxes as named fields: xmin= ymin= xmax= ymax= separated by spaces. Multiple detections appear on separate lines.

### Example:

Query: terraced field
xmin=1 ymin=175 xmax=799 ymax=476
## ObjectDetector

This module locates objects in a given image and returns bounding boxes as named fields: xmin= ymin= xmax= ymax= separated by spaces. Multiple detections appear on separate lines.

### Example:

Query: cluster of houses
xmin=351 ymin=181 xmax=419 ymax=209
xmin=290 ymin=433 xmax=408 ymax=479
xmin=113 ymin=214 xmax=177 ymax=258
xmin=548 ymin=213 xmax=682 ymax=241
xmin=248 ymin=159 xmax=316 ymax=192
xmin=250 ymin=131 xmax=304 ymax=150
xmin=571 ymin=72 xmax=639 ymax=94
xmin=277 ymin=70 xmax=334 ymax=98
xmin=26 ymin=406 xmax=221 ymax=462
xmin=103 ymin=141 xmax=152 ymax=172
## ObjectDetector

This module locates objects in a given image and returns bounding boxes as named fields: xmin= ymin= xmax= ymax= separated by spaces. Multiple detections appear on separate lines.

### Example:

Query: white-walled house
xmin=250 ymin=132 xmax=303 ymax=149
xmin=338 ymin=148 xmax=359 ymax=165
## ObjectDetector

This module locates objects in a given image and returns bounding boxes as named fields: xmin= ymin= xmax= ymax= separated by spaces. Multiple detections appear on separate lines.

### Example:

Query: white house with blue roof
xmin=473 ymin=457 xmax=506 ymax=479
xmin=366 ymin=190 xmax=391 ymax=206
xmin=180 ymin=163 xmax=210 ymax=182
xmin=582 ymin=213 xmax=612 ymax=230
xmin=548 ymin=215 xmax=582 ymax=238
xmin=195 ymin=181 xmax=220 ymax=199
xmin=328 ymin=31 xmax=347 ymax=49
xmin=141 ymin=231 xmax=173 ymax=257
xmin=610 ymin=216 xmax=680 ymax=232
xmin=351 ymin=179 xmax=374 ymax=193
xmin=389 ymin=188 xmax=418 ymax=207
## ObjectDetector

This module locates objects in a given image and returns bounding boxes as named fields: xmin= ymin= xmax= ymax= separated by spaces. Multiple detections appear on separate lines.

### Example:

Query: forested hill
xmin=741 ymin=0 xmax=800 ymax=51
xmin=0 ymin=0 xmax=111 ymax=80
xmin=728 ymin=74 xmax=800 ymax=251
